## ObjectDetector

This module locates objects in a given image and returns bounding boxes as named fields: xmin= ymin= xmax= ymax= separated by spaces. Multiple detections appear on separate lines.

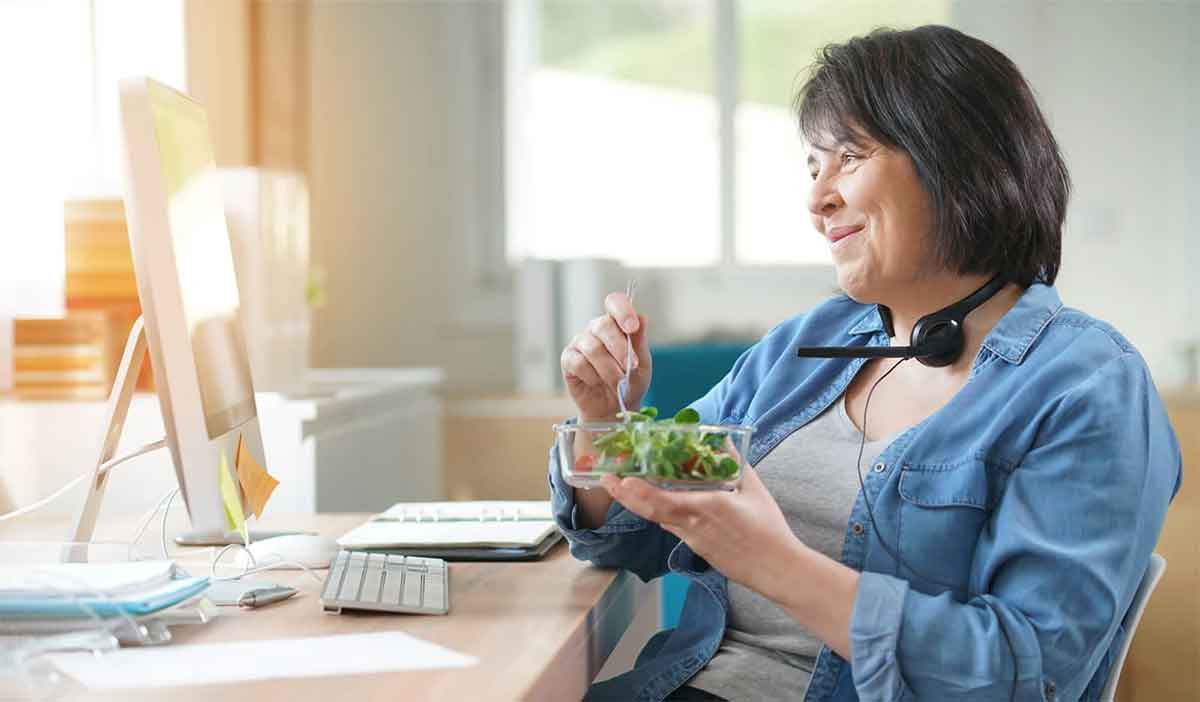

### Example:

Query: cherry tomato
xmin=680 ymin=455 xmax=705 ymax=478
xmin=576 ymin=454 xmax=597 ymax=472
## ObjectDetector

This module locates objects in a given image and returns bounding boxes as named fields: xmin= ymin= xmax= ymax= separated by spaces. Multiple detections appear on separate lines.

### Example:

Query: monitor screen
xmin=147 ymin=82 xmax=256 ymax=438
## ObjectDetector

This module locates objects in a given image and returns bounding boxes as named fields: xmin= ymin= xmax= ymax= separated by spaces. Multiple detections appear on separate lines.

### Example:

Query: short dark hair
xmin=795 ymin=25 xmax=1068 ymax=287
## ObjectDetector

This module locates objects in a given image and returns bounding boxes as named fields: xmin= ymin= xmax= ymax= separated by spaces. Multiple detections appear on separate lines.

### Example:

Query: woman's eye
xmin=809 ymin=171 xmax=819 ymax=181
xmin=841 ymin=152 xmax=861 ymax=165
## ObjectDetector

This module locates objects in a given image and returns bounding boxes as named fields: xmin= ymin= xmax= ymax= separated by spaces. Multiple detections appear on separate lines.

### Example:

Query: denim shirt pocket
xmin=897 ymin=458 xmax=1000 ymax=594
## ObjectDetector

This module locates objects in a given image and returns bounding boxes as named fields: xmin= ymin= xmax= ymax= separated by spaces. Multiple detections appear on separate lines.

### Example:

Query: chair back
xmin=1100 ymin=552 xmax=1167 ymax=701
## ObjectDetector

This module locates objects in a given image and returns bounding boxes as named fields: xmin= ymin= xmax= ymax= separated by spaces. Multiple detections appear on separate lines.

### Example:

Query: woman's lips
xmin=827 ymin=224 xmax=864 ymax=244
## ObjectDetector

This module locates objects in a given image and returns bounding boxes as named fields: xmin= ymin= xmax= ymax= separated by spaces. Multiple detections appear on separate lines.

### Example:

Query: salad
xmin=575 ymin=407 xmax=741 ymax=481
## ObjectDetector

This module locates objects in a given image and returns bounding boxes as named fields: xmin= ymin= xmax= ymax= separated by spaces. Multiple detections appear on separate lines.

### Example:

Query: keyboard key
xmin=361 ymin=563 xmax=385 ymax=603
xmin=323 ymin=555 xmax=348 ymax=599
xmin=403 ymin=570 xmax=424 ymax=607
xmin=381 ymin=567 xmax=404 ymax=605
xmin=337 ymin=561 xmax=365 ymax=601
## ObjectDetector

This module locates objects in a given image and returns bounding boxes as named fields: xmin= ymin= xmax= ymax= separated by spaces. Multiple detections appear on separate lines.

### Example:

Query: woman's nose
xmin=808 ymin=176 xmax=842 ymax=218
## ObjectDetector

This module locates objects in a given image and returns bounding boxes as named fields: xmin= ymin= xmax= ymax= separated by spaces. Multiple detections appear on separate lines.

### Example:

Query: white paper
xmin=47 ymin=631 xmax=477 ymax=690
xmin=0 ymin=561 xmax=174 ymax=594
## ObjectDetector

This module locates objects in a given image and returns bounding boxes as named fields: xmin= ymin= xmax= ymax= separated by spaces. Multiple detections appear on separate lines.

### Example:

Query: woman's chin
xmin=834 ymin=268 xmax=873 ymax=303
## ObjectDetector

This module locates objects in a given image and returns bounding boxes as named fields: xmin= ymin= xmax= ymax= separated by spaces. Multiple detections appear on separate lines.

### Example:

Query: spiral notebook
xmin=336 ymin=501 xmax=562 ymax=561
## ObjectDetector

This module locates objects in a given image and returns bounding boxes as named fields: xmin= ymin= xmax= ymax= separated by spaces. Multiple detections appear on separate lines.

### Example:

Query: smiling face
xmin=807 ymin=132 xmax=938 ymax=303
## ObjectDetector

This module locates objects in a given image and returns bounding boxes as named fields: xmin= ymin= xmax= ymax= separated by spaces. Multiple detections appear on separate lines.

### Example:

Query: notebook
xmin=337 ymin=501 xmax=562 ymax=561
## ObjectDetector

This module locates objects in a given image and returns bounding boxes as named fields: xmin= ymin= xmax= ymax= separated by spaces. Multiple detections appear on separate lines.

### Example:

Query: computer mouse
xmin=237 ymin=534 xmax=340 ymax=570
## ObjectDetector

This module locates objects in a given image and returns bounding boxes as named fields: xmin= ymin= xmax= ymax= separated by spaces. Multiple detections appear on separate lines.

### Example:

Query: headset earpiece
xmin=909 ymin=317 xmax=963 ymax=367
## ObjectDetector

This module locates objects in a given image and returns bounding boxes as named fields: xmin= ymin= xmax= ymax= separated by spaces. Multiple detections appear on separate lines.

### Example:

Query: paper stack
xmin=0 ymin=561 xmax=213 ymax=642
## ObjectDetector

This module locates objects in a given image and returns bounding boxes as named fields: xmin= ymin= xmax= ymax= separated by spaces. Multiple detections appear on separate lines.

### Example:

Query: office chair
xmin=1100 ymin=552 xmax=1167 ymax=701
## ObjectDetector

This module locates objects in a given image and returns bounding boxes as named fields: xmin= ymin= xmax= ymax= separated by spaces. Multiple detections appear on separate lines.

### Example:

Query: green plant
xmin=580 ymin=407 xmax=740 ymax=481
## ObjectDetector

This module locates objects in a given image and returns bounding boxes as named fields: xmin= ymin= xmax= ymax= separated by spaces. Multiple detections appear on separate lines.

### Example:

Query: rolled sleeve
xmin=547 ymin=418 xmax=677 ymax=581
xmin=850 ymin=572 xmax=914 ymax=701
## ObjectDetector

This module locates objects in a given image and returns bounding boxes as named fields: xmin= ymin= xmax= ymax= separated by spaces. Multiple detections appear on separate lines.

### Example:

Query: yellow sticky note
xmin=218 ymin=449 xmax=248 ymax=544
xmin=235 ymin=434 xmax=279 ymax=518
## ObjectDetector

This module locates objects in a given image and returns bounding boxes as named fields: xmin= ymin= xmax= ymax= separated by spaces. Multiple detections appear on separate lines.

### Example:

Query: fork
xmin=616 ymin=279 xmax=638 ymax=417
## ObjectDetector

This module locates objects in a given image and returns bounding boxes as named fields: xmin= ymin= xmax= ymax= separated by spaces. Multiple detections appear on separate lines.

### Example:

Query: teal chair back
xmin=642 ymin=342 xmax=752 ymax=629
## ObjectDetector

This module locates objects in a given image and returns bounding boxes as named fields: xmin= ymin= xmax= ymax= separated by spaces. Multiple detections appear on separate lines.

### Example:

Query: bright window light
xmin=0 ymin=0 xmax=184 ymax=317
xmin=508 ymin=0 xmax=950 ymax=269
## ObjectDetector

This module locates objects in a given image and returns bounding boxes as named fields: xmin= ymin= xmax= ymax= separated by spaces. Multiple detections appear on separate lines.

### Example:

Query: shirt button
xmin=873 ymin=462 xmax=886 ymax=473
xmin=1044 ymin=680 xmax=1056 ymax=699
xmin=852 ymin=522 xmax=865 ymax=536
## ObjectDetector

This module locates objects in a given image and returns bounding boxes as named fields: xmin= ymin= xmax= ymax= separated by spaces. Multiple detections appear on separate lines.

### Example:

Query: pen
xmin=238 ymin=585 xmax=298 ymax=608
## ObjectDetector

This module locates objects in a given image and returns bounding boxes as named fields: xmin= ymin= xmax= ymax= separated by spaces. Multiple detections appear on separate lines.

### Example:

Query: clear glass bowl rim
xmin=552 ymin=421 xmax=754 ymax=435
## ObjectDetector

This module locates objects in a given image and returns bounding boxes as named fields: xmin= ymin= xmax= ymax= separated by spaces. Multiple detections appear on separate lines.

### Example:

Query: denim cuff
xmin=850 ymin=571 xmax=914 ymax=701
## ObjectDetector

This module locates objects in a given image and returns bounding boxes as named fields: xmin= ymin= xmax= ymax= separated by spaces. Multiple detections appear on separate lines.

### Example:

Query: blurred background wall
xmin=3 ymin=0 xmax=1196 ymax=394
xmin=249 ymin=0 xmax=1200 ymax=395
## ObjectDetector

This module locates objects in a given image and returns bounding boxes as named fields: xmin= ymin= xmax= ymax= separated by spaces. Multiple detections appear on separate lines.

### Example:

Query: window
xmin=506 ymin=0 xmax=950 ymax=268
xmin=0 ymin=0 xmax=185 ymax=316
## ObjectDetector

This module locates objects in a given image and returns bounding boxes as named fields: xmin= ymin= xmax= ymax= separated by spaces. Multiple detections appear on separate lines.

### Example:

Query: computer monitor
xmin=69 ymin=78 xmax=270 ymax=550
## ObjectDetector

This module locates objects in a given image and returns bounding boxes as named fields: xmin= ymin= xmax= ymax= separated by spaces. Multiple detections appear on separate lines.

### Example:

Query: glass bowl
xmin=554 ymin=420 xmax=753 ymax=491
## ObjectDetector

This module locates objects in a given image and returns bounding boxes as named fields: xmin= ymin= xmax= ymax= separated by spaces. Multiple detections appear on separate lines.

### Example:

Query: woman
xmin=549 ymin=25 xmax=1180 ymax=702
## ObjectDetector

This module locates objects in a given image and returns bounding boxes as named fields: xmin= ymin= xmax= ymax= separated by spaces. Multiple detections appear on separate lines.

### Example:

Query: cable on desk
xmin=208 ymin=543 xmax=324 ymax=585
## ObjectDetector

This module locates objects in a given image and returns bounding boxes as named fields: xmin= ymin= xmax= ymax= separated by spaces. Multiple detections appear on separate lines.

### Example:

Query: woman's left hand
xmin=598 ymin=463 xmax=800 ymax=595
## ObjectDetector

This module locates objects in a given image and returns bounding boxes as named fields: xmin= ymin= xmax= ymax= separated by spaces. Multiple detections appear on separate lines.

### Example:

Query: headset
xmin=793 ymin=271 xmax=1020 ymax=701
xmin=795 ymin=273 xmax=1008 ymax=366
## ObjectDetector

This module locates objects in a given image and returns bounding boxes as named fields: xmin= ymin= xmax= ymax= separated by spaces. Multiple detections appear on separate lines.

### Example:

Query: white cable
xmin=0 ymin=437 xmax=169 ymax=524
xmin=99 ymin=438 xmax=168 ymax=474
xmin=234 ymin=559 xmax=325 ymax=585
xmin=211 ymin=543 xmax=256 ymax=580
xmin=159 ymin=489 xmax=179 ymax=559
xmin=127 ymin=488 xmax=178 ymax=561
xmin=208 ymin=543 xmax=324 ymax=585
xmin=1 ymin=435 xmax=323 ymax=590
xmin=0 ymin=472 xmax=92 ymax=524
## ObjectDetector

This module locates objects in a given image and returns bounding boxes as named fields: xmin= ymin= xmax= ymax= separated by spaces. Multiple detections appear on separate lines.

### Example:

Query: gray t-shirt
xmin=688 ymin=396 xmax=895 ymax=701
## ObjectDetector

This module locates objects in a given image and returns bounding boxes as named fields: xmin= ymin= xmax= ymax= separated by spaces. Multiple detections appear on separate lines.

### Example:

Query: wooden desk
xmin=0 ymin=513 xmax=650 ymax=701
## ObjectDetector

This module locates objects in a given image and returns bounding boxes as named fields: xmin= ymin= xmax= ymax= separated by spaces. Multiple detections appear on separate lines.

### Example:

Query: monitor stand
xmin=63 ymin=317 xmax=287 ymax=562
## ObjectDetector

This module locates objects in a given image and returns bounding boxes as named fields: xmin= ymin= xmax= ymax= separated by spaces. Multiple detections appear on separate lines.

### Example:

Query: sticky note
xmin=219 ymin=449 xmax=248 ymax=544
xmin=235 ymin=434 xmax=279 ymax=518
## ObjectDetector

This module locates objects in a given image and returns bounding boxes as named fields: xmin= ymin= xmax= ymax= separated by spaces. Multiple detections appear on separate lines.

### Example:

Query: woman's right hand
xmin=560 ymin=291 xmax=652 ymax=423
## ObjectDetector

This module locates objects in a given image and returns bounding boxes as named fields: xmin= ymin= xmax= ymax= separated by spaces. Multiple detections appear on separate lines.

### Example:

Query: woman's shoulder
xmin=994 ymin=299 xmax=1168 ymax=435
xmin=1028 ymin=303 xmax=1149 ymax=382
xmin=1042 ymin=306 xmax=1138 ymax=356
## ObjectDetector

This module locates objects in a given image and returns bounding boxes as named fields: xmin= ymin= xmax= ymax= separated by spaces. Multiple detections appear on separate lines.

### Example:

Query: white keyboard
xmin=320 ymin=550 xmax=448 ymax=615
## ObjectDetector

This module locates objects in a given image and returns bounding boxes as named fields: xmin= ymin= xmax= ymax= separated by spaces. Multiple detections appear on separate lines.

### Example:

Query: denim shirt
xmin=548 ymin=284 xmax=1181 ymax=702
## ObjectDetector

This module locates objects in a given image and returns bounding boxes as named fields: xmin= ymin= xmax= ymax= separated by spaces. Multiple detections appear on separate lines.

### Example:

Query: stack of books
xmin=63 ymin=197 xmax=153 ymax=392
xmin=12 ymin=313 xmax=110 ymax=399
